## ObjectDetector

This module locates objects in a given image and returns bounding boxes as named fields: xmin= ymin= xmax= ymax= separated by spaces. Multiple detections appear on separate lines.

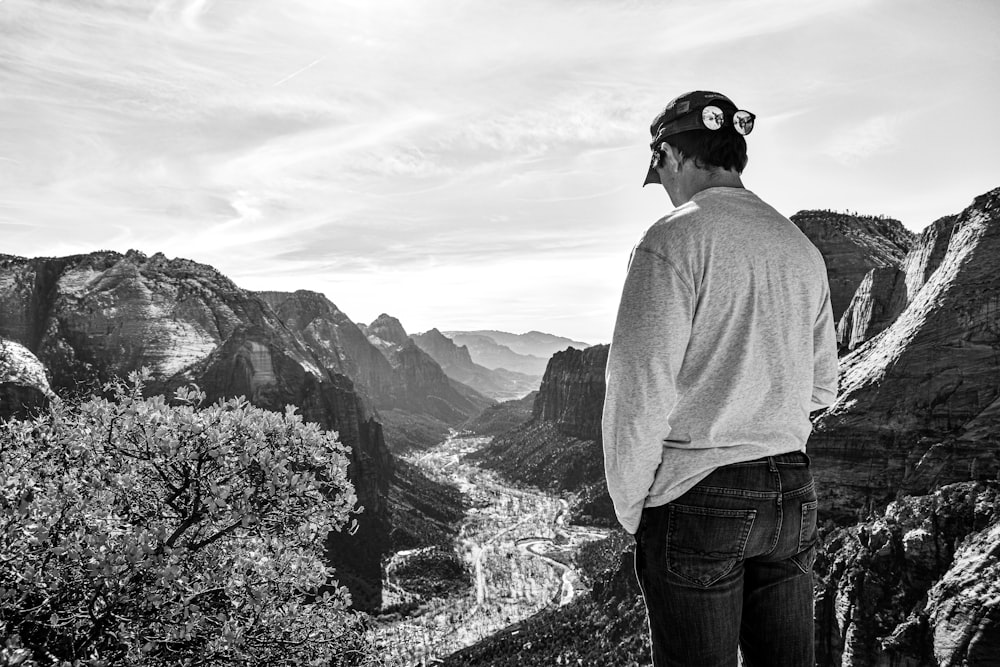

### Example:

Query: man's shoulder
xmin=640 ymin=202 xmax=703 ymax=251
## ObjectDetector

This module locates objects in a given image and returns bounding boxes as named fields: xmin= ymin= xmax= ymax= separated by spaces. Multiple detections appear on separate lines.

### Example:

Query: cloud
xmin=823 ymin=114 xmax=904 ymax=165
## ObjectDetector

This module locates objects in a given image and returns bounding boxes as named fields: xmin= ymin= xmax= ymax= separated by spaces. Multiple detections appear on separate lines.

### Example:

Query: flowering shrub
xmin=0 ymin=372 xmax=377 ymax=666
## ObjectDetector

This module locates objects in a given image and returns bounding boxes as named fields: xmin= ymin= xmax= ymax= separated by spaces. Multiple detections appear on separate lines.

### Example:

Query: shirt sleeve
xmin=602 ymin=245 xmax=694 ymax=534
xmin=810 ymin=279 xmax=838 ymax=411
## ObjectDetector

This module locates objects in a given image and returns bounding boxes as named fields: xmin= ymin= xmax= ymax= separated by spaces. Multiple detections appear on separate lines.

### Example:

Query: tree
xmin=0 ymin=372 xmax=379 ymax=666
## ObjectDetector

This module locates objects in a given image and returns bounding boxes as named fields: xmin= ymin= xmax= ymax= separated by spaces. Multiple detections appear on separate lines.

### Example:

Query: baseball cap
xmin=643 ymin=90 xmax=740 ymax=187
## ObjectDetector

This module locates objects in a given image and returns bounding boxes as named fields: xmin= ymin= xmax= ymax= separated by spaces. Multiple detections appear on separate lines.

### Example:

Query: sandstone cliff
xmin=411 ymin=328 xmax=540 ymax=401
xmin=0 ymin=251 xmax=392 ymax=611
xmin=811 ymin=188 xmax=1000 ymax=521
xmin=836 ymin=267 xmax=908 ymax=352
xmin=790 ymin=210 xmax=914 ymax=320
xmin=0 ymin=338 xmax=54 ymax=420
xmin=814 ymin=481 xmax=1000 ymax=667
xmin=467 ymin=345 xmax=613 ymax=525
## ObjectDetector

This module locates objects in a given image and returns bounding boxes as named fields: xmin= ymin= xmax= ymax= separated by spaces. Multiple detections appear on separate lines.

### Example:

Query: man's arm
xmin=810 ymin=280 xmax=838 ymax=412
xmin=602 ymin=245 xmax=694 ymax=534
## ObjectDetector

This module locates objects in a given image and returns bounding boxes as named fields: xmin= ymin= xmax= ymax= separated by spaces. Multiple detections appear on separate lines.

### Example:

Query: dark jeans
xmin=634 ymin=451 xmax=817 ymax=667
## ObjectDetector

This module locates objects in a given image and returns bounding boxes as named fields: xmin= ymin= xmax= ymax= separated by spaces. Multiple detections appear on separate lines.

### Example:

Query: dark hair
xmin=665 ymin=129 xmax=748 ymax=173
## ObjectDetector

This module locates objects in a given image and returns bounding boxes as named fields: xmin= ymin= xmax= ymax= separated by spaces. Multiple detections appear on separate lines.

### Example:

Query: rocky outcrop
xmin=257 ymin=290 xmax=397 ymax=401
xmin=467 ymin=345 xmax=613 ymax=525
xmin=836 ymin=267 xmax=908 ymax=352
xmin=811 ymin=188 xmax=1000 ymax=520
xmin=412 ymin=328 xmax=540 ymax=401
xmin=532 ymin=345 xmax=608 ymax=443
xmin=360 ymin=316 xmax=495 ymax=448
xmin=903 ymin=215 xmax=960 ymax=304
xmin=790 ymin=210 xmax=914 ymax=320
xmin=0 ymin=251 xmax=392 ymax=611
xmin=367 ymin=313 xmax=410 ymax=347
xmin=814 ymin=481 xmax=1000 ymax=667
xmin=0 ymin=338 xmax=54 ymax=420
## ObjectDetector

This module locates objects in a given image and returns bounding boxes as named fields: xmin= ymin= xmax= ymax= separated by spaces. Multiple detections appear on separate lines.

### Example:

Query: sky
xmin=2 ymin=0 xmax=999 ymax=344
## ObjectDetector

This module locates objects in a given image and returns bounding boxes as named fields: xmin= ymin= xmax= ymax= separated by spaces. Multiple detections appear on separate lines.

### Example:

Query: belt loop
xmin=767 ymin=456 xmax=777 ymax=473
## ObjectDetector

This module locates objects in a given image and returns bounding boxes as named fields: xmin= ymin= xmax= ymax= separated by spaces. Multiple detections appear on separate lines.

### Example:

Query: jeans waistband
xmin=725 ymin=451 xmax=810 ymax=468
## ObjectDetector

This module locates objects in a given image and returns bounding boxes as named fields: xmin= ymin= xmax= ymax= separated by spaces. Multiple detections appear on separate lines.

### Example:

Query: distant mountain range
xmin=441 ymin=330 xmax=590 ymax=376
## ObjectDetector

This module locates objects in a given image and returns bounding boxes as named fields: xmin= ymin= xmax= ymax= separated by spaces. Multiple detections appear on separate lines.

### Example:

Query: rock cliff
xmin=0 ymin=251 xmax=392 ymax=611
xmin=0 ymin=338 xmax=54 ymax=420
xmin=836 ymin=267 xmax=908 ymax=352
xmin=811 ymin=188 xmax=1000 ymax=521
xmin=790 ymin=210 xmax=914 ymax=320
xmin=411 ymin=328 xmax=540 ymax=401
xmin=814 ymin=481 xmax=1000 ymax=667
xmin=467 ymin=345 xmax=613 ymax=525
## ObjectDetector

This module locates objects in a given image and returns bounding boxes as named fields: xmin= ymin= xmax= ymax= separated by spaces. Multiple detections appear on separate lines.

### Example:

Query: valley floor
xmin=370 ymin=434 xmax=610 ymax=666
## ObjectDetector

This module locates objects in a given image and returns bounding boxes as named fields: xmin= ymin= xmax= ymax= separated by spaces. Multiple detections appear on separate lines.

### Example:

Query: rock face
xmin=814 ymin=481 xmax=1000 ymax=667
xmin=0 ymin=251 xmax=392 ymax=611
xmin=360 ymin=316 xmax=495 ymax=448
xmin=0 ymin=338 xmax=54 ymax=420
xmin=532 ymin=346 xmax=608 ymax=442
xmin=903 ymin=215 xmax=960 ymax=303
xmin=836 ymin=267 xmax=908 ymax=352
xmin=790 ymin=210 xmax=914 ymax=320
xmin=367 ymin=313 xmax=410 ymax=347
xmin=468 ymin=345 xmax=613 ymax=525
xmin=811 ymin=188 xmax=1000 ymax=521
xmin=411 ymin=328 xmax=540 ymax=401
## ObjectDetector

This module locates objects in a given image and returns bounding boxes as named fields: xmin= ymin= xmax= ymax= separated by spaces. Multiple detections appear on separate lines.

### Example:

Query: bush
xmin=0 ymin=372 xmax=378 ymax=666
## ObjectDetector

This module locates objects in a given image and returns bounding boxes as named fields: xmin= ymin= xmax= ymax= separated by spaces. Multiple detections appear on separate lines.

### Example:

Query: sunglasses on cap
xmin=650 ymin=105 xmax=755 ymax=148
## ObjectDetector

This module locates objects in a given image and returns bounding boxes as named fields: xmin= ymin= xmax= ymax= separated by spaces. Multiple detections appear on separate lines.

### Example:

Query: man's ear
xmin=662 ymin=143 xmax=683 ymax=173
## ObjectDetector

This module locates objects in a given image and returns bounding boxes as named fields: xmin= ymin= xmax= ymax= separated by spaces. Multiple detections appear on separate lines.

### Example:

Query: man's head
xmin=643 ymin=91 xmax=754 ymax=188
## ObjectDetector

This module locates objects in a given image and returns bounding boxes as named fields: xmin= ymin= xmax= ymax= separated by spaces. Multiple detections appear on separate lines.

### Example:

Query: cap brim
xmin=643 ymin=164 xmax=660 ymax=187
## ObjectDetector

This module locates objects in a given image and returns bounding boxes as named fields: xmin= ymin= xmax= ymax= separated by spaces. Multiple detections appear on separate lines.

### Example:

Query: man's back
xmin=602 ymin=186 xmax=836 ymax=533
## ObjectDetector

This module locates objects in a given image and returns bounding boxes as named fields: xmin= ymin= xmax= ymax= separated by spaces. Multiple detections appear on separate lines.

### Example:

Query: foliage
xmin=0 ymin=371 xmax=379 ymax=666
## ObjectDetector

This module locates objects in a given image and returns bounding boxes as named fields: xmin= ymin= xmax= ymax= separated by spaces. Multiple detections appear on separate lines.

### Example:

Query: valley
xmin=371 ymin=435 xmax=610 ymax=666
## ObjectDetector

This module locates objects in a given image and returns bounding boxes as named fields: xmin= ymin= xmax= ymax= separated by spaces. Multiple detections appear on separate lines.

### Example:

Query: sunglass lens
xmin=702 ymin=106 xmax=724 ymax=131
xmin=733 ymin=110 xmax=754 ymax=136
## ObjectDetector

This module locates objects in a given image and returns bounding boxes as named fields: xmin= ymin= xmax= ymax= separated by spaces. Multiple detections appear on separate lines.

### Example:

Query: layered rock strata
xmin=468 ymin=345 xmax=613 ymax=524
xmin=0 ymin=338 xmax=54 ymax=420
xmin=814 ymin=481 xmax=1000 ymax=667
xmin=790 ymin=210 xmax=914 ymax=320
xmin=836 ymin=267 xmax=908 ymax=352
xmin=811 ymin=188 xmax=1000 ymax=520
xmin=0 ymin=251 xmax=392 ymax=611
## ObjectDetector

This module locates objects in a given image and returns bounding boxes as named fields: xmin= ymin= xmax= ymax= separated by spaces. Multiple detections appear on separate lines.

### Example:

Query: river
xmin=370 ymin=434 xmax=610 ymax=666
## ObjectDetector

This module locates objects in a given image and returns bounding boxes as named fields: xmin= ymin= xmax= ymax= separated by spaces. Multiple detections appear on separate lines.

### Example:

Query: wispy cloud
xmin=823 ymin=114 xmax=904 ymax=165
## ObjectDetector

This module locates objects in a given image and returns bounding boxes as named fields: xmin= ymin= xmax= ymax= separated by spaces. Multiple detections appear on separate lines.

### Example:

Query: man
xmin=602 ymin=90 xmax=838 ymax=666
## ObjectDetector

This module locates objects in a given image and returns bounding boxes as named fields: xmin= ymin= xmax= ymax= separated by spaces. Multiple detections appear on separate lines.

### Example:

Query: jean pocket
xmin=665 ymin=504 xmax=756 ymax=587
xmin=798 ymin=499 xmax=818 ymax=551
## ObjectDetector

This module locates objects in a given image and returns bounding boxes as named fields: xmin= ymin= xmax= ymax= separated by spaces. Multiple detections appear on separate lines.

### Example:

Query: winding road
xmin=372 ymin=433 xmax=610 ymax=666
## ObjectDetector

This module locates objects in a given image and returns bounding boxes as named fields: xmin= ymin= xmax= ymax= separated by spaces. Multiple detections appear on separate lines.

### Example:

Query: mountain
xmin=0 ymin=250 xmax=468 ymax=612
xmin=360 ymin=316 xmax=496 ymax=448
xmin=411 ymin=328 xmax=540 ymax=401
xmin=443 ymin=330 xmax=591 ymax=375
xmin=465 ymin=344 xmax=613 ymax=526
xmin=810 ymin=187 xmax=1000 ymax=521
xmin=790 ymin=210 xmax=915 ymax=321
xmin=258 ymin=293 xmax=491 ymax=451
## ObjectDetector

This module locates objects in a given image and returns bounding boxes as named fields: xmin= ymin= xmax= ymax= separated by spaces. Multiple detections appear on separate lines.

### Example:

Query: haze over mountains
xmin=3 ymin=187 xmax=999 ymax=664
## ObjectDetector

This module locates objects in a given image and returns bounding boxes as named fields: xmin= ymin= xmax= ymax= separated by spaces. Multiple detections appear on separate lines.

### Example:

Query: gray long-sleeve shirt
xmin=602 ymin=187 xmax=837 ymax=534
